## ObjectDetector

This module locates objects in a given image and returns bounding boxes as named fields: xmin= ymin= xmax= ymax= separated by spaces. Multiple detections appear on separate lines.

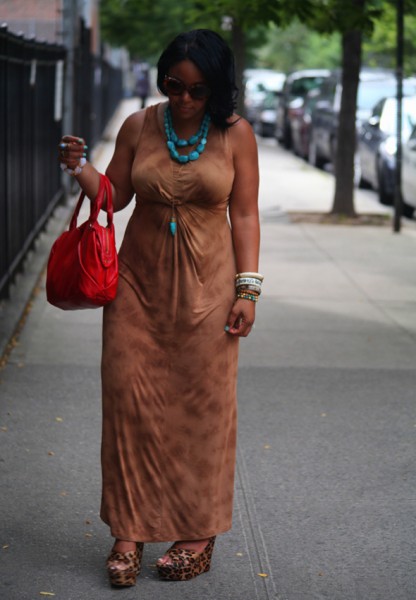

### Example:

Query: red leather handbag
xmin=46 ymin=173 xmax=118 ymax=310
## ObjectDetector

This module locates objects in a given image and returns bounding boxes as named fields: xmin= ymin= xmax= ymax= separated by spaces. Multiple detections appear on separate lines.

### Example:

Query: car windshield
xmin=358 ymin=80 xmax=397 ymax=111
xmin=263 ymin=91 xmax=278 ymax=110
xmin=246 ymin=73 xmax=285 ymax=93
xmin=290 ymin=77 xmax=327 ymax=97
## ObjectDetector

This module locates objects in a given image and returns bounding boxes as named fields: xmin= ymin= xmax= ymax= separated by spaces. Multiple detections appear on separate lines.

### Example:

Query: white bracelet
xmin=60 ymin=157 xmax=87 ymax=176
xmin=235 ymin=272 xmax=264 ymax=282
xmin=236 ymin=277 xmax=263 ymax=287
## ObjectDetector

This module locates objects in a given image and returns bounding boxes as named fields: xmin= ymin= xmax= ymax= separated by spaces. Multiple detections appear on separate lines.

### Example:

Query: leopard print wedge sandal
xmin=106 ymin=542 xmax=144 ymax=587
xmin=156 ymin=537 xmax=216 ymax=581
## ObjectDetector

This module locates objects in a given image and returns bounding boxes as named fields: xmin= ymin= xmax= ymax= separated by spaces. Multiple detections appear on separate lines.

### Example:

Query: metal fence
xmin=0 ymin=24 xmax=124 ymax=299
xmin=0 ymin=26 xmax=66 ymax=300
xmin=74 ymin=19 xmax=124 ymax=150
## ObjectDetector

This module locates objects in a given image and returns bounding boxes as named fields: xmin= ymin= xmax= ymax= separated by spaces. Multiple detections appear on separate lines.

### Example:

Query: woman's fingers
xmin=225 ymin=300 xmax=255 ymax=337
xmin=58 ymin=135 xmax=88 ymax=166
xmin=62 ymin=135 xmax=85 ymax=145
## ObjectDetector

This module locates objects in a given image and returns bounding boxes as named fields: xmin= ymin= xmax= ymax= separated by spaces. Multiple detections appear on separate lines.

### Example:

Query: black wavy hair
xmin=157 ymin=29 xmax=238 ymax=129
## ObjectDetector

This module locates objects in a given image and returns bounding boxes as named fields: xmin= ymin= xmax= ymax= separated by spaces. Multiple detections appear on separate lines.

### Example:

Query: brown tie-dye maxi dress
xmin=100 ymin=103 xmax=239 ymax=543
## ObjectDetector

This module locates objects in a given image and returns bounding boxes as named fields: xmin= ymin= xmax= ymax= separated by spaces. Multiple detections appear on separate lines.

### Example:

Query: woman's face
xmin=165 ymin=60 xmax=210 ymax=122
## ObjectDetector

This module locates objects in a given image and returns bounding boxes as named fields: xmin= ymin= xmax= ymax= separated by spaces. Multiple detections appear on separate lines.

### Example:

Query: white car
xmin=244 ymin=69 xmax=286 ymax=126
xmin=402 ymin=125 xmax=416 ymax=218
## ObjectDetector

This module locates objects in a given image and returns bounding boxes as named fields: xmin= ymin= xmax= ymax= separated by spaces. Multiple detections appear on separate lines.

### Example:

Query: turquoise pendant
xmin=169 ymin=216 xmax=177 ymax=236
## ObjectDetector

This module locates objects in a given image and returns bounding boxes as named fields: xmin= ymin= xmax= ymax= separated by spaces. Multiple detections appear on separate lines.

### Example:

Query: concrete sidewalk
xmin=1 ymin=99 xmax=416 ymax=600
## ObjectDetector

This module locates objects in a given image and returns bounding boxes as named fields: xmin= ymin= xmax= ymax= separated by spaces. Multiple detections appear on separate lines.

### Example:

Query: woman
xmin=58 ymin=29 xmax=261 ymax=587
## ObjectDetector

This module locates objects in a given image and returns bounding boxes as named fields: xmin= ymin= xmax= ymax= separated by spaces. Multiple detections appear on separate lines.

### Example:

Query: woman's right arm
xmin=59 ymin=110 xmax=145 ymax=212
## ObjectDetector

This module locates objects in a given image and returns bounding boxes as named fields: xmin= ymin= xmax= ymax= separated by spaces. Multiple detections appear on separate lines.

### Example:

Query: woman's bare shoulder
xmin=117 ymin=102 xmax=165 ymax=148
xmin=227 ymin=114 xmax=257 ymax=150
xmin=117 ymin=108 xmax=148 ymax=145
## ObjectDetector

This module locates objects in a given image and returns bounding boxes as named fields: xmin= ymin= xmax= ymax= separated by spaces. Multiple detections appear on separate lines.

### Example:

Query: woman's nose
xmin=180 ymin=89 xmax=192 ymax=101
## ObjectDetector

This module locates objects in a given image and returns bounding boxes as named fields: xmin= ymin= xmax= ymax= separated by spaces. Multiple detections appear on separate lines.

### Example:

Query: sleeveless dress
xmin=100 ymin=103 xmax=239 ymax=543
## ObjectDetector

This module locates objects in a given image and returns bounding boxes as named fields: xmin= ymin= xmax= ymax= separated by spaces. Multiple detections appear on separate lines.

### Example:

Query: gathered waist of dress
xmin=136 ymin=195 xmax=230 ymax=211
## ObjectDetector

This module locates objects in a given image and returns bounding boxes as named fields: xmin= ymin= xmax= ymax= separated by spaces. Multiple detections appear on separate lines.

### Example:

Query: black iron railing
xmin=0 ymin=26 xmax=66 ymax=299
xmin=0 ymin=23 xmax=124 ymax=299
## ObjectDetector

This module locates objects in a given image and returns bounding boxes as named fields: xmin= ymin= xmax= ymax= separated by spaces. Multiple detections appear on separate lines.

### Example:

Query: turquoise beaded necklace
xmin=164 ymin=106 xmax=211 ymax=235
xmin=164 ymin=107 xmax=211 ymax=164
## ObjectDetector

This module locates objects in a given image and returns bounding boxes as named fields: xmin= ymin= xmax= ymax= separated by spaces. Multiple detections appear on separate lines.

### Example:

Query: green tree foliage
xmin=258 ymin=5 xmax=416 ymax=75
xmin=305 ymin=0 xmax=383 ymax=35
xmin=99 ymin=0 xmax=193 ymax=60
xmin=255 ymin=21 xmax=341 ymax=72
xmin=363 ymin=2 xmax=416 ymax=74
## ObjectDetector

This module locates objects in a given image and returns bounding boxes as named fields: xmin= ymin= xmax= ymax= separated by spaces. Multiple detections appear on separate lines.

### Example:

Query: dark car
xmin=358 ymin=95 xmax=416 ymax=204
xmin=291 ymin=88 xmax=323 ymax=158
xmin=401 ymin=125 xmax=416 ymax=218
xmin=275 ymin=69 xmax=331 ymax=149
xmin=307 ymin=69 xmax=409 ymax=170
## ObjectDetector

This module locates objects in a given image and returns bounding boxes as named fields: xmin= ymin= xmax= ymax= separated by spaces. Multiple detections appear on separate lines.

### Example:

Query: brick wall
xmin=0 ymin=0 xmax=62 ymax=43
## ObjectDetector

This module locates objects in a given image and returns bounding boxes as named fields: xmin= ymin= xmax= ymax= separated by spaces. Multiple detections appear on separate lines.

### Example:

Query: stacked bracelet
xmin=235 ymin=271 xmax=264 ymax=299
xmin=60 ymin=157 xmax=87 ymax=176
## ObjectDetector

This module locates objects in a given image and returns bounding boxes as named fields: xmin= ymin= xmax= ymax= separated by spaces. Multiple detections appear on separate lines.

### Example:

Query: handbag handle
xmin=68 ymin=174 xmax=114 ymax=231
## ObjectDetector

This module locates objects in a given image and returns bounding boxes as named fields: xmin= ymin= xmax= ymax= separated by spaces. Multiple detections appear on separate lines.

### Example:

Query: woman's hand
xmin=58 ymin=135 xmax=87 ymax=169
xmin=225 ymin=298 xmax=256 ymax=337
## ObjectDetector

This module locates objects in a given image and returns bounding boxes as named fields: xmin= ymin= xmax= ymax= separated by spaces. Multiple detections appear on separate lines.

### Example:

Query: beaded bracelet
xmin=60 ymin=157 xmax=87 ymax=176
xmin=237 ymin=284 xmax=262 ymax=295
xmin=237 ymin=292 xmax=259 ymax=302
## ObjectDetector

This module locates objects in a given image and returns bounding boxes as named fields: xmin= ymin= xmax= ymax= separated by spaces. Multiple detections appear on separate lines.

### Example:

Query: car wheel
xmin=283 ymin=122 xmax=292 ymax=149
xmin=377 ymin=161 xmax=393 ymax=205
xmin=402 ymin=200 xmax=415 ymax=219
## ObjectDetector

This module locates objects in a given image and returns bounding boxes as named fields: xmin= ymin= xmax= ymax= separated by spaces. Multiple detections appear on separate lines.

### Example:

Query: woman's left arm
xmin=225 ymin=118 xmax=260 ymax=337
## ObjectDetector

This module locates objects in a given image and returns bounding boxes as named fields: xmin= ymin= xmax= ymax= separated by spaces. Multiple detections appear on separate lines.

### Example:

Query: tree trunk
xmin=331 ymin=29 xmax=362 ymax=216
xmin=231 ymin=22 xmax=246 ymax=117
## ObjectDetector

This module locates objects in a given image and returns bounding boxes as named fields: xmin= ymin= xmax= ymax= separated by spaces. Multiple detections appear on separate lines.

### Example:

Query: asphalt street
xmin=1 ymin=98 xmax=415 ymax=600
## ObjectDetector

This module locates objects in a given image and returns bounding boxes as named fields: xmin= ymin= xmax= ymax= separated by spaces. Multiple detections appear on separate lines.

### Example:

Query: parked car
xmin=275 ymin=69 xmax=331 ymax=149
xmin=401 ymin=125 xmax=416 ymax=218
xmin=308 ymin=69 xmax=416 ymax=170
xmin=252 ymin=90 xmax=280 ymax=137
xmin=244 ymin=69 xmax=286 ymax=126
xmin=290 ymin=87 xmax=322 ymax=158
xmin=357 ymin=95 xmax=416 ymax=204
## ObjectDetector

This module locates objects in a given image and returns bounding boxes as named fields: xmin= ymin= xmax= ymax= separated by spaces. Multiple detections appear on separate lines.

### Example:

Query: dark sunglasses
xmin=163 ymin=76 xmax=211 ymax=100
